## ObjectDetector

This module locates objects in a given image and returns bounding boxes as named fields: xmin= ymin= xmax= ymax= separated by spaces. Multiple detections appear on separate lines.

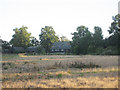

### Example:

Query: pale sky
xmin=0 ymin=0 xmax=119 ymax=41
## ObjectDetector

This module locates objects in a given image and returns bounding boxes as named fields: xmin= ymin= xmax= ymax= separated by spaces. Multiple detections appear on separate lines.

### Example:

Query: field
xmin=1 ymin=54 xmax=119 ymax=88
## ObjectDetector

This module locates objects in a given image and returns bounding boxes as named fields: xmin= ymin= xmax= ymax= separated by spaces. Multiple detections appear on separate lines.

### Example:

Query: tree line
xmin=2 ymin=14 xmax=120 ymax=55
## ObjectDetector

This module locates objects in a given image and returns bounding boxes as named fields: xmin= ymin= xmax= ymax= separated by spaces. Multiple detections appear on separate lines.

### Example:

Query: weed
xmin=56 ymin=74 xmax=62 ymax=78
xmin=79 ymin=73 xmax=84 ymax=76
xmin=38 ymin=76 xmax=41 ymax=79
xmin=109 ymin=70 xmax=118 ymax=72
xmin=29 ymin=75 xmax=34 ymax=79
xmin=67 ymin=69 xmax=71 ymax=74
xmin=33 ymin=66 xmax=39 ymax=71
xmin=47 ymin=75 xmax=54 ymax=79
xmin=40 ymin=58 xmax=42 ymax=60
xmin=38 ymin=72 xmax=43 ymax=74
xmin=69 ymin=61 xmax=101 ymax=69
xmin=2 ymin=62 xmax=15 ymax=70
xmin=3 ymin=65 xmax=9 ymax=70
xmin=92 ymin=71 xmax=97 ymax=73
xmin=53 ymin=61 xmax=64 ymax=68
xmin=46 ymin=66 xmax=57 ymax=70
xmin=24 ymin=61 xmax=29 ymax=64
xmin=50 ymin=57 xmax=54 ymax=59
xmin=86 ymin=72 xmax=91 ymax=74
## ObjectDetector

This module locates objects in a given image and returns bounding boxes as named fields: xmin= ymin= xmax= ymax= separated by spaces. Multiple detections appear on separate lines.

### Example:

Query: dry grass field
xmin=1 ymin=54 xmax=119 ymax=88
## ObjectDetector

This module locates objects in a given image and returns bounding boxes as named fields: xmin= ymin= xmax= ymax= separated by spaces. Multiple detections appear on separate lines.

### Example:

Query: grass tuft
xmin=2 ymin=62 xmax=15 ymax=70
xmin=56 ymin=74 xmax=62 ymax=78
xmin=69 ymin=61 xmax=101 ymax=69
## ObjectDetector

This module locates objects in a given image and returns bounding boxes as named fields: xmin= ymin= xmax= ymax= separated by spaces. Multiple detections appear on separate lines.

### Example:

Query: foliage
xmin=56 ymin=74 xmax=62 ymax=78
xmin=2 ymin=40 xmax=11 ymax=49
xmin=39 ymin=26 xmax=59 ymax=53
xmin=71 ymin=25 xmax=92 ymax=54
xmin=2 ymin=62 xmax=15 ymax=70
xmin=2 ymin=40 xmax=11 ymax=53
xmin=108 ymin=14 xmax=120 ymax=34
xmin=101 ymin=46 xmax=118 ymax=55
xmin=60 ymin=36 xmax=69 ymax=42
xmin=30 ymin=37 xmax=39 ymax=46
xmin=10 ymin=25 xmax=31 ymax=48
xmin=92 ymin=26 xmax=103 ymax=48
xmin=69 ymin=61 xmax=100 ymax=69
xmin=36 ymin=46 xmax=46 ymax=54
xmin=3 ymin=14 xmax=120 ymax=55
xmin=107 ymin=14 xmax=120 ymax=54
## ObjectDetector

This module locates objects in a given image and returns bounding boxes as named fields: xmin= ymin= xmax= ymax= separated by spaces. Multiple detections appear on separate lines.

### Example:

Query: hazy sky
xmin=0 ymin=0 xmax=119 ymax=41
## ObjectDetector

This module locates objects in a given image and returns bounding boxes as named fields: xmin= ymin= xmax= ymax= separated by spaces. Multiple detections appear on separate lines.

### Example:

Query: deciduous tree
xmin=39 ymin=26 xmax=59 ymax=53
xmin=71 ymin=25 xmax=92 ymax=54
xmin=10 ymin=26 xmax=31 ymax=48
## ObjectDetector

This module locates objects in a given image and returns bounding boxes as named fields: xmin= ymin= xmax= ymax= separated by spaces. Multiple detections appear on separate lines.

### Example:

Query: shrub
xmin=2 ymin=62 xmax=15 ymax=70
xmin=56 ymin=74 xmax=62 ymax=78
xmin=53 ymin=61 xmax=65 ymax=68
xmin=95 ymin=47 xmax=104 ymax=55
xmin=37 ymin=46 xmax=46 ymax=54
xmin=52 ymin=61 xmax=100 ymax=69
xmin=69 ymin=61 xmax=100 ymax=69
xmin=101 ymin=46 xmax=118 ymax=55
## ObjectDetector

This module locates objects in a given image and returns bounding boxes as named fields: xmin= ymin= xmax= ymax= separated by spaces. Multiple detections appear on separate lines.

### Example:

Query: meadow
xmin=1 ymin=54 xmax=119 ymax=88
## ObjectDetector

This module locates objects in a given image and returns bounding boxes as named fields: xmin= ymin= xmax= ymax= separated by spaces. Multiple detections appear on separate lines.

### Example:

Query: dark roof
xmin=51 ymin=42 xmax=71 ymax=50
xmin=12 ymin=47 xmax=25 ymax=52
xmin=26 ymin=46 xmax=37 ymax=52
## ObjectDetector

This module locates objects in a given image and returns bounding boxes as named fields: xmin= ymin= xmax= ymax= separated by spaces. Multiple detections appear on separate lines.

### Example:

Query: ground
xmin=1 ymin=54 xmax=119 ymax=88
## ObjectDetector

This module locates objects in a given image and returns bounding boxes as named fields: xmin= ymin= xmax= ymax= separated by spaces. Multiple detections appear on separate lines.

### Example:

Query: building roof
xmin=51 ymin=41 xmax=71 ymax=50
xmin=12 ymin=47 xmax=25 ymax=51
xmin=26 ymin=46 xmax=37 ymax=52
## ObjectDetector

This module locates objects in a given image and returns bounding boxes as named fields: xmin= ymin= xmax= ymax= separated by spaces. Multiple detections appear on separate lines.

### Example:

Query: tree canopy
xmin=60 ymin=36 xmax=69 ymax=42
xmin=108 ymin=14 xmax=120 ymax=34
xmin=71 ymin=25 xmax=92 ymax=54
xmin=30 ymin=37 xmax=39 ymax=46
xmin=106 ymin=14 xmax=120 ymax=54
xmin=10 ymin=26 xmax=31 ymax=48
xmin=92 ymin=26 xmax=103 ymax=48
xmin=2 ymin=40 xmax=10 ymax=50
xmin=3 ymin=14 xmax=120 ymax=55
xmin=39 ymin=26 xmax=59 ymax=53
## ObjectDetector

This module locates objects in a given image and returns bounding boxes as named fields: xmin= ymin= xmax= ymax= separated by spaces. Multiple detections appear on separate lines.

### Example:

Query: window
xmin=61 ymin=49 xmax=64 ymax=51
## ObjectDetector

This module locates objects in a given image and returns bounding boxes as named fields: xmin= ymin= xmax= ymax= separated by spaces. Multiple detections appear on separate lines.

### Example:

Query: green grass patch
xmin=38 ymin=72 xmax=45 ymax=74
xmin=86 ymin=72 xmax=91 ymax=74
xmin=92 ymin=71 xmax=97 ymax=73
xmin=56 ymin=74 xmax=62 ymax=78
xmin=79 ymin=73 xmax=84 ymax=76
xmin=71 ymin=69 xmax=118 ymax=75
xmin=109 ymin=69 xmax=119 ymax=72
xmin=47 ymin=75 xmax=54 ymax=79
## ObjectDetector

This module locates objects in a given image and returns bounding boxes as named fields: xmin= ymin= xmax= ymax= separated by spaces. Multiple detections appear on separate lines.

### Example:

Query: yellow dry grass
xmin=2 ymin=67 xmax=119 ymax=88
xmin=2 ymin=76 xmax=118 ymax=88
xmin=80 ymin=67 xmax=119 ymax=73
xmin=2 ymin=55 xmax=119 ymax=88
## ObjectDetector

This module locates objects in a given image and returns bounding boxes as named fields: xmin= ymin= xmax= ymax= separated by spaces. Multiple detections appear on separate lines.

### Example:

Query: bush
xmin=37 ymin=46 xmax=46 ymax=54
xmin=95 ymin=47 xmax=104 ymax=55
xmin=2 ymin=62 xmax=15 ymax=70
xmin=56 ymin=74 xmax=62 ymax=78
xmin=52 ymin=61 xmax=100 ymax=69
xmin=101 ymin=46 xmax=118 ymax=55
xmin=68 ymin=61 xmax=100 ymax=69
